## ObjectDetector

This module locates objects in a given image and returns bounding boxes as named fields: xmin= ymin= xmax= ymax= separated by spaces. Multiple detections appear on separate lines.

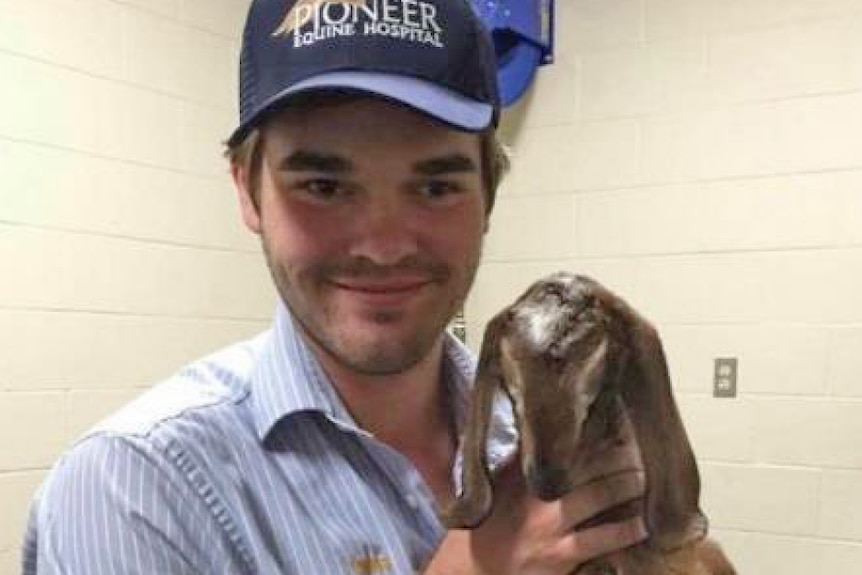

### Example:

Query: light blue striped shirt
xmin=22 ymin=303 xmax=515 ymax=574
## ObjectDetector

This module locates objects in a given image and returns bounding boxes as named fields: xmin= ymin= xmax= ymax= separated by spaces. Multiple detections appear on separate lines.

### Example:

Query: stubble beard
xmin=261 ymin=236 xmax=482 ymax=377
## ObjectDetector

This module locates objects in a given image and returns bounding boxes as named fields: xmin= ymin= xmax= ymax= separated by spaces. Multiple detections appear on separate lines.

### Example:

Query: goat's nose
xmin=526 ymin=464 xmax=572 ymax=501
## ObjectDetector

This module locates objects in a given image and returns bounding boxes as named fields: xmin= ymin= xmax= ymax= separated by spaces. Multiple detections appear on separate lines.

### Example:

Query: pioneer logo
xmin=273 ymin=0 xmax=444 ymax=49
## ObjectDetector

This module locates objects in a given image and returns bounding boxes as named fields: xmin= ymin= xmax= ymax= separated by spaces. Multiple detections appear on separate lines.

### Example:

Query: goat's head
xmin=446 ymin=272 xmax=707 ymax=552
xmin=497 ymin=272 xmax=625 ymax=501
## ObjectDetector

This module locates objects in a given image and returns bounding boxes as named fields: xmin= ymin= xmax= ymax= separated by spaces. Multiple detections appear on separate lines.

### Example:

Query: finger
xmin=561 ymin=470 xmax=646 ymax=527
xmin=553 ymin=516 xmax=648 ymax=569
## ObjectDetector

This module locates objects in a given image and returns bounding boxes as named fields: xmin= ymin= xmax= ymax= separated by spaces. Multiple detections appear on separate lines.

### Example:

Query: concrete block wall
xmin=0 ymin=0 xmax=273 ymax=570
xmin=4 ymin=0 xmax=862 ymax=572
xmin=466 ymin=0 xmax=862 ymax=571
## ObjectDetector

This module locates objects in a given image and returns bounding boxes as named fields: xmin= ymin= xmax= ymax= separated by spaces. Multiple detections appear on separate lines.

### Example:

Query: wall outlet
xmin=714 ymin=358 xmax=738 ymax=398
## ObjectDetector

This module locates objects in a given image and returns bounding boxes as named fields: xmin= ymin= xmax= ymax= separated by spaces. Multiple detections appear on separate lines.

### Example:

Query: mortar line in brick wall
xmin=0 ymin=467 xmax=51 ymax=477
xmin=698 ymin=7 xmax=862 ymax=41
xmin=0 ymin=548 xmax=22 ymax=561
xmin=563 ymin=164 xmax=862 ymax=197
xmin=651 ymin=163 xmax=862 ymax=189
xmin=0 ymin=219 xmax=259 ymax=256
xmin=496 ymin=189 xmax=580 ymax=201
xmin=571 ymin=242 xmax=862 ymax=260
xmin=586 ymin=243 xmax=862 ymax=259
xmin=576 ymin=85 xmax=862 ymax=125
xmin=678 ymin=393 xmax=862 ymax=404
xmin=0 ymin=46 xmax=234 ymax=114
xmin=713 ymin=527 xmax=862 ymax=547
xmin=530 ymin=83 xmax=862 ymax=129
xmin=107 ymin=0 xmax=243 ymax=42
xmin=480 ymin=257 xmax=572 ymax=267
xmin=0 ymin=389 xmax=69 ymax=397
xmin=658 ymin=321 xmax=862 ymax=328
xmin=2 ymin=388 xmax=145 ymax=397
xmin=533 ymin=163 xmax=862 ymax=198
xmin=0 ymin=305 xmax=271 ymax=324
xmin=1 ymin=384 xmax=157 ymax=394
xmin=0 ymin=306 xmax=270 ymax=325
xmin=0 ymin=133 xmax=231 ymax=183
xmin=743 ymin=392 xmax=862 ymax=402
xmin=699 ymin=460 xmax=862 ymax=473
xmin=480 ymin=243 xmax=862 ymax=265
xmin=711 ymin=85 xmax=862 ymax=110
xmin=682 ymin=392 xmax=862 ymax=404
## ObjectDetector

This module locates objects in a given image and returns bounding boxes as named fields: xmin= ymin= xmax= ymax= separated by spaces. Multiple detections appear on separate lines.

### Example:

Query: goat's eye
xmin=545 ymin=283 xmax=564 ymax=299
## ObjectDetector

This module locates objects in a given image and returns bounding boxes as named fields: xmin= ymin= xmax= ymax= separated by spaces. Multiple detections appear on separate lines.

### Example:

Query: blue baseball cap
xmin=472 ymin=0 xmax=555 ymax=106
xmin=228 ymin=0 xmax=501 ymax=147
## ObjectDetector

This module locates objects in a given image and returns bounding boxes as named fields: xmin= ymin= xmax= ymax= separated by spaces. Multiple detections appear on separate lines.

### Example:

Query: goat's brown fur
xmin=444 ymin=273 xmax=735 ymax=574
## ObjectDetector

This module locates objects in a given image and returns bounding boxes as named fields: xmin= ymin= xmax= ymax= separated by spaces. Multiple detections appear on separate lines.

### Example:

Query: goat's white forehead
xmin=515 ymin=299 xmax=563 ymax=349
xmin=513 ymin=274 xmax=580 ymax=348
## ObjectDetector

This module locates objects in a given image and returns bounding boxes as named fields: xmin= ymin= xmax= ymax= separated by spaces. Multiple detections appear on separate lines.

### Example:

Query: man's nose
xmin=348 ymin=195 xmax=419 ymax=265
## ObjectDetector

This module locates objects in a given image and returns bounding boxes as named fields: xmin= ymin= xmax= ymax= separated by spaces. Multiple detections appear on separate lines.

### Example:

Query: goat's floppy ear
xmin=614 ymin=302 xmax=708 ymax=550
xmin=442 ymin=311 xmax=509 ymax=528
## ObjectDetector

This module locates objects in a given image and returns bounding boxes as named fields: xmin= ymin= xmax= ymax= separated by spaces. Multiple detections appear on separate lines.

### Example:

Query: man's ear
xmin=231 ymin=161 xmax=262 ymax=235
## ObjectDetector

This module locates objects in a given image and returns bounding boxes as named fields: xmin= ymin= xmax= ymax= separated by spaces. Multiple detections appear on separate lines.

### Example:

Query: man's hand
xmin=426 ymin=439 xmax=646 ymax=575
xmin=469 ymin=441 xmax=646 ymax=575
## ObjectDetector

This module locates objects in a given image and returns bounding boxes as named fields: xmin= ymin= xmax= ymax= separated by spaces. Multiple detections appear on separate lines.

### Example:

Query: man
xmin=23 ymin=0 xmax=647 ymax=573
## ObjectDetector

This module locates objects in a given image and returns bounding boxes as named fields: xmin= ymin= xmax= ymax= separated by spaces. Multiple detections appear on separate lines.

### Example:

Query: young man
xmin=23 ymin=0 xmax=647 ymax=573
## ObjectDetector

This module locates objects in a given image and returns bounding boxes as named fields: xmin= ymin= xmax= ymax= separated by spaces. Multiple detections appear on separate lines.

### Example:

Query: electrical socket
xmin=714 ymin=358 xmax=738 ymax=398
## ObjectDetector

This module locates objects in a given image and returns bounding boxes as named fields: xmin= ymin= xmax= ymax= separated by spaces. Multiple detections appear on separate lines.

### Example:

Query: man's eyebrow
xmin=279 ymin=150 xmax=354 ymax=173
xmin=413 ymin=154 xmax=479 ymax=176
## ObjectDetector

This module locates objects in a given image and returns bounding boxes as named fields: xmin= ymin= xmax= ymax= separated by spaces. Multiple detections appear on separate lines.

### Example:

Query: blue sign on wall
xmin=471 ymin=0 xmax=555 ymax=106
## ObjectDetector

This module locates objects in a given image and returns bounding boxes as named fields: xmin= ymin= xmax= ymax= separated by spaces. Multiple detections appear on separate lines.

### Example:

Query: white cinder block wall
xmin=4 ymin=0 xmax=862 ymax=572
xmin=466 ymin=0 xmax=862 ymax=572
xmin=0 ymin=0 xmax=273 ymax=571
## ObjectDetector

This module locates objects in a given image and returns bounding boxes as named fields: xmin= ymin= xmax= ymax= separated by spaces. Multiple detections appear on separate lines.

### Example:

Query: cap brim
xmin=497 ymin=40 xmax=543 ymax=107
xmin=228 ymin=71 xmax=494 ymax=146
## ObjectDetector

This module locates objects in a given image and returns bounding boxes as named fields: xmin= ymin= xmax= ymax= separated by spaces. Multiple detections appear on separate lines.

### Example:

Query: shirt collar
xmin=249 ymin=301 xmax=480 ymax=443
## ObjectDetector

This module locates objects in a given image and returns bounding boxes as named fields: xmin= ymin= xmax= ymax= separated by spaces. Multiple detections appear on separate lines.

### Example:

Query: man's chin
xmin=323 ymin=321 xmax=442 ymax=376
xmin=329 ymin=343 xmax=428 ymax=376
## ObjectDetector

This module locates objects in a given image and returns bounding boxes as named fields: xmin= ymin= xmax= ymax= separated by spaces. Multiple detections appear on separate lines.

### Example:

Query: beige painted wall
xmin=3 ymin=0 xmax=862 ymax=573
xmin=0 ymin=0 xmax=274 ymax=571
xmin=466 ymin=0 xmax=862 ymax=572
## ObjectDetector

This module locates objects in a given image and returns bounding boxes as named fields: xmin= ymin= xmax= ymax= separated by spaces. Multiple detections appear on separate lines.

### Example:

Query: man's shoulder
xmin=23 ymin=333 xmax=274 ymax=574
xmin=27 ymin=332 xmax=271 ymax=532
xmin=84 ymin=331 xmax=270 ymax=442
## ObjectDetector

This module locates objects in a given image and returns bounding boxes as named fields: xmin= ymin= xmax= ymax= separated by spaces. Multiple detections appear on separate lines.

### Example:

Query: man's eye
xmin=419 ymin=180 xmax=463 ymax=201
xmin=299 ymin=179 xmax=347 ymax=200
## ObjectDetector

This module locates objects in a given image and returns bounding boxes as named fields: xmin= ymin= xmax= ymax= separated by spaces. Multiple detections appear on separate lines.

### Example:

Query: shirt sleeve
xmin=23 ymin=433 xmax=252 ymax=575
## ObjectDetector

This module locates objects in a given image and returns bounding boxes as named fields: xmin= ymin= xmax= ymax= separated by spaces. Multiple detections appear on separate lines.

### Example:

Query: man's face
xmin=236 ymin=97 xmax=488 ymax=376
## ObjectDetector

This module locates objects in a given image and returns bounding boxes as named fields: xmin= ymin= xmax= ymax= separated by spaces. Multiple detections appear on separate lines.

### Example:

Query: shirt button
xmin=405 ymin=494 xmax=419 ymax=509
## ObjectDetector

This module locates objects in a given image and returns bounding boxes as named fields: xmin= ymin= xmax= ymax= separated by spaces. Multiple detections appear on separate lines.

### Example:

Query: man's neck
xmin=305 ymin=335 xmax=457 ymax=505
xmin=306 ymin=336 xmax=451 ymax=447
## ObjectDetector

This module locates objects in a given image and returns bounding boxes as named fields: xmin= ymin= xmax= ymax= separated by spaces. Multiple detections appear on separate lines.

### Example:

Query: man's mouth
xmin=332 ymin=279 xmax=430 ymax=292
xmin=329 ymin=277 xmax=433 ymax=304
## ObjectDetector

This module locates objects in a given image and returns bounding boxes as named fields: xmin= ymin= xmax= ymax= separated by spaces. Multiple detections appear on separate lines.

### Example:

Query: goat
xmin=445 ymin=273 xmax=736 ymax=575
